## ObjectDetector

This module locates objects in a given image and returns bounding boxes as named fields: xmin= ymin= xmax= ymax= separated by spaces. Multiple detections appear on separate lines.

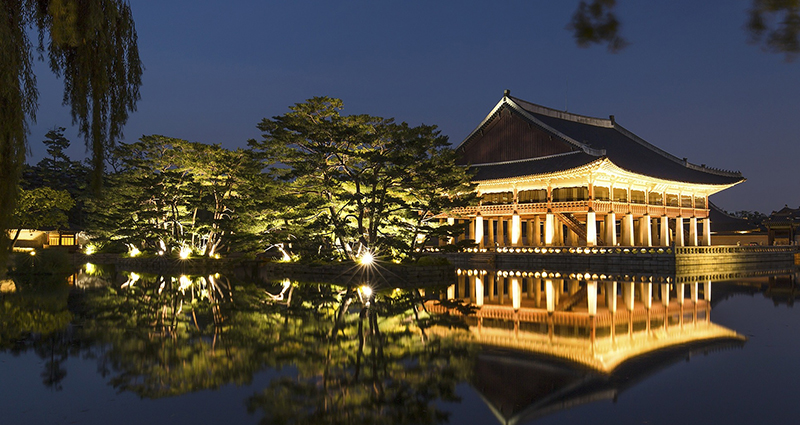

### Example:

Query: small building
xmin=764 ymin=205 xmax=800 ymax=245
xmin=7 ymin=228 xmax=84 ymax=252
xmin=448 ymin=91 xmax=745 ymax=248
xmin=708 ymin=202 xmax=767 ymax=246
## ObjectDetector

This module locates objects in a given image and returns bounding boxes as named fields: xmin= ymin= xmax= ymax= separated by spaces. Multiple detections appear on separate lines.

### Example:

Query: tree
xmin=569 ymin=0 xmax=800 ymax=59
xmin=250 ymin=97 xmax=476 ymax=261
xmin=8 ymin=186 xmax=75 ymax=251
xmin=21 ymin=127 xmax=90 ymax=228
xmin=87 ymin=135 xmax=276 ymax=256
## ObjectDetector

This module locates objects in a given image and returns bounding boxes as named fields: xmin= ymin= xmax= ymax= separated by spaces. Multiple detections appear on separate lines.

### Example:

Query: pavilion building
xmin=449 ymin=91 xmax=745 ymax=248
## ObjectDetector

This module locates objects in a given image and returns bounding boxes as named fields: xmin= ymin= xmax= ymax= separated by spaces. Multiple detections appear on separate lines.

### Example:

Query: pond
xmin=1 ymin=263 xmax=799 ymax=425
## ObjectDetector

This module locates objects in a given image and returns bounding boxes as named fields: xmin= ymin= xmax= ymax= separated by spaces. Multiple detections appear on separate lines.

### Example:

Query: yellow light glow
xmin=29 ymin=250 xmax=36 ymax=256
xmin=84 ymin=245 xmax=96 ymax=255
xmin=128 ymin=246 xmax=141 ymax=257
xmin=85 ymin=263 xmax=96 ymax=275
xmin=179 ymin=246 xmax=191 ymax=259
xmin=359 ymin=252 xmax=374 ymax=266
xmin=360 ymin=285 xmax=373 ymax=298
xmin=179 ymin=275 xmax=192 ymax=291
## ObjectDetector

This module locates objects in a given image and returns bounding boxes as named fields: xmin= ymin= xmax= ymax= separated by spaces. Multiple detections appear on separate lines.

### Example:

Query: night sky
xmin=26 ymin=1 xmax=799 ymax=214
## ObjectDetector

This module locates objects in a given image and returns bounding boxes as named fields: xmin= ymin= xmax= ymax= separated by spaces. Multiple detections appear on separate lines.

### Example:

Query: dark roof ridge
xmin=503 ymin=97 xmax=606 ymax=157
xmin=509 ymin=95 xmax=615 ymax=128
xmin=613 ymin=122 xmax=743 ymax=178
xmin=469 ymin=150 xmax=585 ymax=168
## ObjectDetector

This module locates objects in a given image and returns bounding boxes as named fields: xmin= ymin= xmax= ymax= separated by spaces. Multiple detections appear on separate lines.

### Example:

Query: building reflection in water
xmin=428 ymin=268 xmax=748 ymax=425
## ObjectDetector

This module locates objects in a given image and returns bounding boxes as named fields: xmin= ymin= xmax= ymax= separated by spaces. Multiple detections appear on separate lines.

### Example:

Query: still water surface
xmin=1 ymin=265 xmax=798 ymax=425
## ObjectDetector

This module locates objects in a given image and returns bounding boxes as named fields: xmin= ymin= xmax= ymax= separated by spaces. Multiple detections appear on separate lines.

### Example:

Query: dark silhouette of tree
xmin=0 ymin=0 xmax=142 ymax=272
xmin=570 ymin=0 xmax=800 ymax=60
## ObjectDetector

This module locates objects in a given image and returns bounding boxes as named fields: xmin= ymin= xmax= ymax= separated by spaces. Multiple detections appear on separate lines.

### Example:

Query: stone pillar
xmin=488 ymin=273 xmax=496 ymax=301
xmin=605 ymin=281 xmax=617 ymax=313
xmin=638 ymin=214 xmax=652 ymax=247
xmin=641 ymin=282 xmax=652 ymax=310
xmin=511 ymin=211 xmax=522 ymax=247
xmin=447 ymin=283 xmax=455 ymax=299
xmin=475 ymin=275 xmax=484 ymax=307
xmin=496 ymin=218 xmax=505 ymax=247
xmin=567 ymin=228 xmax=578 ymax=246
xmin=704 ymin=280 xmax=711 ymax=302
xmin=660 ymin=215 xmax=670 ymax=246
xmin=621 ymin=213 xmax=635 ymax=246
xmin=652 ymin=218 xmax=660 ymax=246
xmin=623 ymin=281 xmax=635 ymax=311
xmin=689 ymin=216 xmax=698 ymax=246
xmin=691 ymin=282 xmax=699 ymax=303
xmin=533 ymin=215 xmax=542 ymax=246
xmin=498 ymin=275 xmax=505 ymax=304
xmin=545 ymin=279 xmax=555 ymax=313
xmin=586 ymin=210 xmax=597 ymax=246
xmin=605 ymin=212 xmax=617 ymax=246
xmin=487 ymin=218 xmax=495 ymax=248
xmin=545 ymin=212 xmax=555 ymax=246
xmin=661 ymin=284 xmax=670 ymax=308
xmin=702 ymin=217 xmax=712 ymax=246
xmin=533 ymin=277 xmax=542 ymax=308
xmin=474 ymin=214 xmax=484 ymax=249
xmin=676 ymin=283 xmax=685 ymax=306
xmin=675 ymin=216 xmax=685 ymax=247
xmin=511 ymin=277 xmax=521 ymax=310
xmin=587 ymin=280 xmax=598 ymax=316
xmin=554 ymin=220 xmax=562 ymax=246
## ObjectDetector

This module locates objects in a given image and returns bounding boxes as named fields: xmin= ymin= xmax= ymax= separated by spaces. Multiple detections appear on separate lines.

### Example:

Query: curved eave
xmin=473 ymin=157 xmax=745 ymax=195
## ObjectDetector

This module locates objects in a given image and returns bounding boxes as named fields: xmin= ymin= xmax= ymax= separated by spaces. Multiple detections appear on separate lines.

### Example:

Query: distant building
xmin=764 ymin=205 xmax=800 ymax=245
xmin=708 ymin=202 xmax=767 ymax=246
xmin=447 ymin=91 xmax=745 ymax=248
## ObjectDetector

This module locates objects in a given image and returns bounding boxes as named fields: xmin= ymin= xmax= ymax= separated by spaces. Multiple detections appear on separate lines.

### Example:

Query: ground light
xmin=359 ymin=252 xmax=374 ymax=266
xmin=179 ymin=246 xmax=191 ymax=259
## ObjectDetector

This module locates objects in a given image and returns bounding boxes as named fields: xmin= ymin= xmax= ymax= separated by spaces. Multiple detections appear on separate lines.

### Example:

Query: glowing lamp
xmin=359 ymin=252 xmax=374 ymax=266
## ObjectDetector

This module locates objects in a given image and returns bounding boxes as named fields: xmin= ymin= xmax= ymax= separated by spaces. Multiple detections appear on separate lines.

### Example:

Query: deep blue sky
xmin=27 ymin=1 xmax=799 ymax=213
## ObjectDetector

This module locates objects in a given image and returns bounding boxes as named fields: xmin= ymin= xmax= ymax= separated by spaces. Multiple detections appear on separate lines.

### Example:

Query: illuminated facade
xmin=449 ymin=91 xmax=745 ymax=248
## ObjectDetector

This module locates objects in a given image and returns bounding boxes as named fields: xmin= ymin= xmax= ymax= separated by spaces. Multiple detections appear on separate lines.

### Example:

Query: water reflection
xmin=0 ymin=267 xmax=474 ymax=424
xmin=428 ymin=267 xmax=757 ymax=424
xmin=3 ymin=264 xmax=800 ymax=425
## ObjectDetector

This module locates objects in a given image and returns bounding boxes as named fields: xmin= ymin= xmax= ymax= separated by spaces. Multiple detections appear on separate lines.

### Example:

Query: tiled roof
xmin=461 ymin=94 xmax=745 ymax=186
xmin=470 ymin=151 xmax=599 ymax=181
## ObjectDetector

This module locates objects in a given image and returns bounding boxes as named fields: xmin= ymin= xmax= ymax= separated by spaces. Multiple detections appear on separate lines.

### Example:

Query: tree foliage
xmin=250 ymin=97 xmax=476 ymax=261
xmin=0 ymin=0 xmax=142 ymax=272
xmin=87 ymin=135 xmax=276 ymax=256
xmin=569 ymin=0 xmax=800 ymax=59
xmin=8 ymin=186 xmax=75 ymax=250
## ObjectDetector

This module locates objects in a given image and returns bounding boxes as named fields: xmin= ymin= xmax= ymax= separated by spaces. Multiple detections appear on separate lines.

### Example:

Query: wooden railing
xmin=451 ymin=201 xmax=709 ymax=218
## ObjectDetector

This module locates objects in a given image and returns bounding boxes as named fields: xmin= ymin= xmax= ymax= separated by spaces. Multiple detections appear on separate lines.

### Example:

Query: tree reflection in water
xmin=1 ymin=269 xmax=475 ymax=424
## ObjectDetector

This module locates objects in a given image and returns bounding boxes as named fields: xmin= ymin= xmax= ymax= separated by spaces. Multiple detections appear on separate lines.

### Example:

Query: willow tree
xmin=0 ymin=0 xmax=142 ymax=268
